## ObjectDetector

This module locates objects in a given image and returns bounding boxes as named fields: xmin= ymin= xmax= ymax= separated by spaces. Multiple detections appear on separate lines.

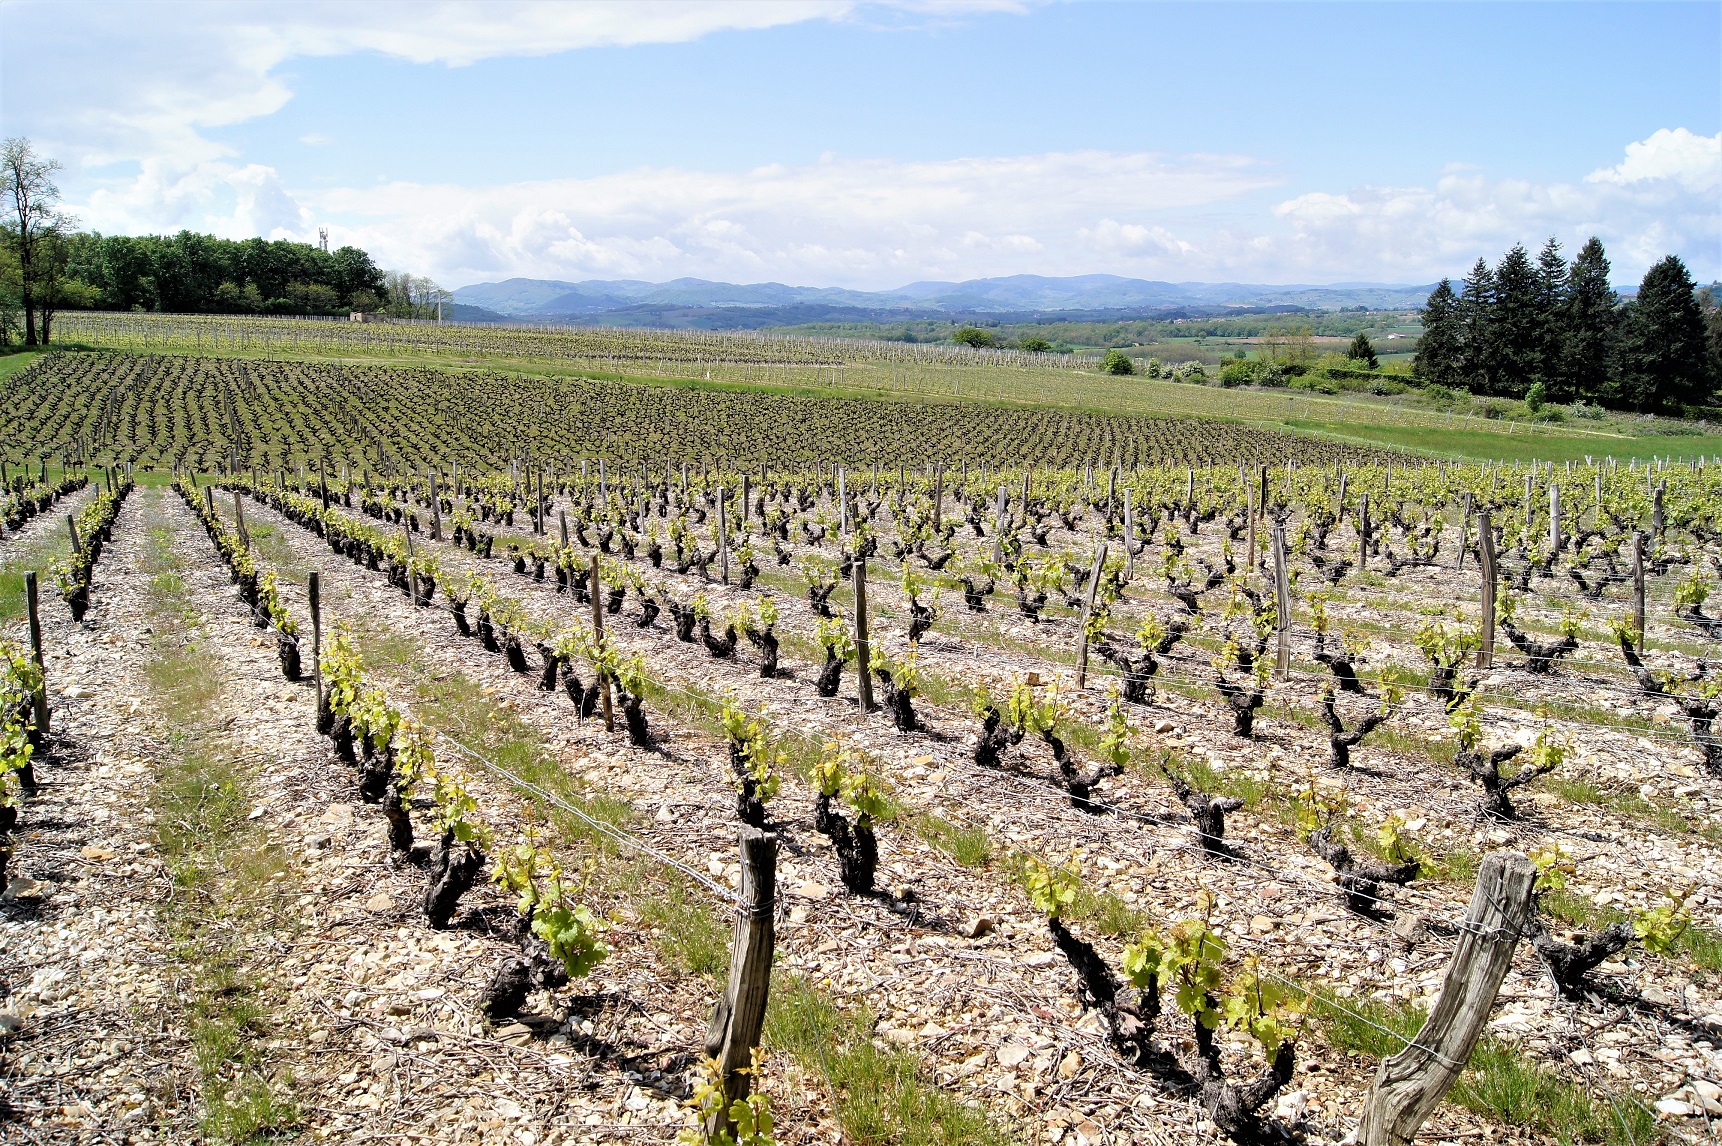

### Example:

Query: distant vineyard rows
xmin=0 ymin=352 xmax=1391 ymax=471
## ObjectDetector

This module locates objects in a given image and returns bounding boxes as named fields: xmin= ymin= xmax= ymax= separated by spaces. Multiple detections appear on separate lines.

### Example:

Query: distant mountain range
xmin=450 ymin=274 xmax=1435 ymax=329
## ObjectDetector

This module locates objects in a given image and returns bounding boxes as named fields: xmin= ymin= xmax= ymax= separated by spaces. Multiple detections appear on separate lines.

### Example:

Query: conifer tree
xmin=1346 ymin=333 xmax=1378 ymax=370
xmin=1563 ymin=237 xmax=1618 ymax=406
xmin=1490 ymin=243 xmax=1540 ymax=398
xmin=1414 ymin=278 xmax=1462 ymax=386
xmin=1457 ymin=258 xmax=1497 ymax=390
xmin=1534 ymin=237 xmax=1569 ymax=399
xmin=1616 ymin=255 xmax=1713 ymax=411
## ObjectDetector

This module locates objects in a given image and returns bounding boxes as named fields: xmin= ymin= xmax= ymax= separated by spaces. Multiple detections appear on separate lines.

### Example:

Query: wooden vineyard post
xmin=717 ymin=486 xmax=730 ymax=585
xmin=232 ymin=489 xmax=249 ymax=548
xmin=993 ymin=485 xmax=1007 ymax=565
xmin=24 ymin=571 xmax=48 ymax=734
xmin=591 ymin=554 xmax=613 ymax=732
xmin=853 ymin=558 xmax=876 ymax=713
xmin=836 ymin=468 xmax=848 ymax=535
xmin=66 ymin=515 xmax=82 ymax=556
xmin=1548 ymin=482 xmax=1561 ymax=555
xmin=404 ymin=525 xmax=420 ymax=606
xmin=703 ymin=827 xmax=778 ymax=1139
xmin=309 ymin=572 xmax=323 ymax=719
xmin=1653 ymin=480 xmax=1666 ymax=543
xmin=319 ymin=458 xmax=330 ymax=511
xmin=932 ymin=462 xmax=943 ymax=533
xmin=1455 ymin=492 xmax=1471 ymax=570
xmin=1244 ymin=485 xmax=1256 ymax=582
xmin=1356 ymin=852 xmax=1536 ymax=1146
xmin=1271 ymin=522 xmax=1291 ymax=680
xmin=1476 ymin=509 xmax=1496 ymax=669
xmin=1631 ymin=532 xmax=1646 ymax=652
xmin=1105 ymin=465 xmax=1117 ymax=525
xmin=428 ymin=471 xmax=442 ymax=540
xmin=1074 ymin=543 xmax=1108 ymax=689
xmin=741 ymin=473 xmax=750 ymax=524
xmin=1122 ymin=487 xmax=1135 ymax=582
xmin=559 ymin=510 xmax=569 ymax=548
xmin=1357 ymin=492 xmax=1369 ymax=571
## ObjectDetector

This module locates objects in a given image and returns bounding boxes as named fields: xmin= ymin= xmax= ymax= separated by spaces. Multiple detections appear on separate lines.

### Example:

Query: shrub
xmin=952 ymin=327 xmax=994 ymax=348
xmin=1018 ymin=336 xmax=1052 ymax=353
xmin=1102 ymin=349 xmax=1135 ymax=375
xmin=1525 ymin=381 xmax=1547 ymax=412
xmin=1218 ymin=360 xmax=1259 ymax=388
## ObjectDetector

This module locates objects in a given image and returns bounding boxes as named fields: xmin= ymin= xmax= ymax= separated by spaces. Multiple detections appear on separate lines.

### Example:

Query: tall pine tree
xmin=1457 ymin=257 xmax=1497 ymax=391
xmin=1534 ymin=237 xmax=1569 ymax=399
xmin=1563 ymin=237 xmax=1617 ymax=406
xmin=1414 ymin=279 xmax=1462 ymax=387
xmin=1490 ymin=243 xmax=1540 ymax=398
xmin=1616 ymin=255 xmax=1713 ymax=411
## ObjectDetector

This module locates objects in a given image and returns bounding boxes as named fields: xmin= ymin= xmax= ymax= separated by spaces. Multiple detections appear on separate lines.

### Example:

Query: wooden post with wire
xmin=853 ymin=558 xmax=875 ymax=713
xmin=1074 ymin=543 xmax=1108 ymax=689
xmin=1631 ymin=531 xmax=1646 ymax=653
xmin=309 ymin=572 xmax=323 ymax=720
xmin=1271 ymin=522 xmax=1292 ymax=679
xmin=1356 ymin=852 xmax=1536 ymax=1146
xmin=703 ymin=827 xmax=778 ymax=1139
xmin=1476 ymin=508 xmax=1496 ymax=668
xmin=24 ymin=571 xmax=48 ymax=735
xmin=232 ymin=489 xmax=249 ymax=548
xmin=591 ymin=554 xmax=613 ymax=732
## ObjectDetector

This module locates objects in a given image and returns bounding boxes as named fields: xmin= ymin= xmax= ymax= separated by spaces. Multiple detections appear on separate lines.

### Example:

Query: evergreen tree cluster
xmin=1415 ymin=237 xmax=1719 ymax=412
xmin=56 ymin=230 xmax=388 ymax=316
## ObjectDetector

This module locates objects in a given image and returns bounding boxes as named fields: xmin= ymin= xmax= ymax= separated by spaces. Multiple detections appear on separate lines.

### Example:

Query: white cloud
xmin=1268 ymin=130 xmax=1721 ymax=283
xmin=3 ymin=1 xmax=860 ymax=176
xmin=292 ymin=150 xmax=1279 ymax=286
xmin=1586 ymin=127 xmax=1721 ymax=193
xmin=6 ymin=3 xmax=1715 ymax=287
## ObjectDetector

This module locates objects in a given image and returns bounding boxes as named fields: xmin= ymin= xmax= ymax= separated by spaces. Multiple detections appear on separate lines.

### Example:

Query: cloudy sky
xmin=3 ymin=1 xmax=1717 ymax=290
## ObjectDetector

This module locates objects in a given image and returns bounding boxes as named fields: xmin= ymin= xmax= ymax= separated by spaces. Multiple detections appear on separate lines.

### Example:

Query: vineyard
xmin=47 ymin=311 xmax=1697 ymax=461
xmin=3 ymin=349 xmax=1722 ymax=1146
xmin=0 ymin=353 xmax=1394 ymax=472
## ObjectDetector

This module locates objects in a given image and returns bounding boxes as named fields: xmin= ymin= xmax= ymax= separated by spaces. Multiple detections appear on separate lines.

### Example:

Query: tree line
xmin=1 ymin=138 xmax=448 ymax=347
xmin=1415 ymin=236 xmax=1722 ymax=412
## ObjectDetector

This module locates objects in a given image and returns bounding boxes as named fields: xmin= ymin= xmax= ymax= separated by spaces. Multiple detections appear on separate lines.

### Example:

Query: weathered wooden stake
xmin=1122 ymin=488 xmax=1135 ymax=581
xmin=853 ymin=558 xmax=875 ymax=713
xmin=1358 ymin=492 xmax=1370 ymax=571
xmin=1271 ymin=522 xmax=1291 ymax=679
xmin=703 ymin=827 xmax=778 ymax=1139
xmin=232 ymin=490 xmax=249 ymax=547
xmin=591 ymin=554 xmax=613 ymax=732
xmin=1074 ymin=543 xmax=1108 ymax=689
xmin=309 ymin=572 xmax=323 ymax=718
xmin=1455 ymin=492 xmax=1472 ymax=570
xmin=1631 ymin=531 xmax=1646 ymax=652
xmin=428 ymin=471 xmax=443 ymax=540
xmin=24 ymin=571 xmax=48 ymax=733
xmin=1356 ymin=852 xmax=1536 ymax=1146
xmin=1477 ymin=509 xmax=1496 ymax=669
xmin=717 ymin=486 xmax=730 ymax=585
xmin=1548 ymin=483 xmax=1561 ymax=554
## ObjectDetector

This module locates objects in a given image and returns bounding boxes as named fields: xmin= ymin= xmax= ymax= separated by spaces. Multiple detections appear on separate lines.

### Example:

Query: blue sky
xmin=3 ymin=1 xmax=1717 ymax=290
